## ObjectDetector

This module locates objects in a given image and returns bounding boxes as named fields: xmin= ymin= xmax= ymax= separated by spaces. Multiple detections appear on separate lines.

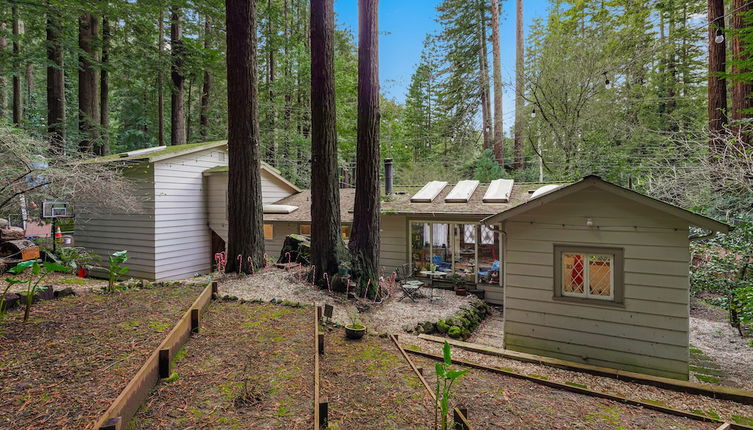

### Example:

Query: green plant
xmin=434 ymin=341 xmax=469 ymax=430
xmin=5 ymin=260 xmax=69 ymax=322
xmin=48 ymin=246 xmax=100 ymax=274
xmin=347 ymin=313 xmax=364 ymax=330
xmin=106 ymin=250 xmax=130 ymax=293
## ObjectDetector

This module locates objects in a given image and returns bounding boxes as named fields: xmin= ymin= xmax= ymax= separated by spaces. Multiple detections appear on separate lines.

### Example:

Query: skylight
xmin=411 ymin=181 xmax=448 ymax=203
xmin=445 ymin=180 xmax=480 ymax=203
xmin=483 ymin=179 xmax=514 ymax=203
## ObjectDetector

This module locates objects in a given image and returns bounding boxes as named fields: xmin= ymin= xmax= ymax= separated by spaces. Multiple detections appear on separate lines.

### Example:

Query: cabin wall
xmin=380 ymin=214 xmax=408 ymax=274
xmin=502 ymin=187 xmax=691 ymax=379
xmin=265 ymin=221 xmax=300 ymax=262
xmin=153 ymin=149 xmax=227 ymax=280
xmin=75 ymin=162 xmax=157 ymax=279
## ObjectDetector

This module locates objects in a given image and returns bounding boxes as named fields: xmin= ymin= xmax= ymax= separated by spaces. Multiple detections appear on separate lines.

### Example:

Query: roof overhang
xmin=202 ymin=163 xmax=301 ymax=193
xmin=481 ymin=175 xmax=731 ymax=233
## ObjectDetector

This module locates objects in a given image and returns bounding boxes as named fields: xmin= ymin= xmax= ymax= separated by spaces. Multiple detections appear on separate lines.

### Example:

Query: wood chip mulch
xmin=412 ymin=355 xmax=720 ymax=430
xmin=320 ymin=331 xmax=435 ymax=429
xmin=131 ymin=301 xmax=315 ymax=429
xmin=0 ymin=283 xmax=205 ymax=430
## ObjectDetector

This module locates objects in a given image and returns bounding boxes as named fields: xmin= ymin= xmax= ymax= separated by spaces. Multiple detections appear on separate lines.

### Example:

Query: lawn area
xmin=130 ymin=301 xmax=315 ymax=429
xmin=412 ymin=355 xmax=718 ymax=430
xmin=320 ymin=331 xmax=434 ymax=429
xmin=0 ymin=283 xmax=205 ymax=429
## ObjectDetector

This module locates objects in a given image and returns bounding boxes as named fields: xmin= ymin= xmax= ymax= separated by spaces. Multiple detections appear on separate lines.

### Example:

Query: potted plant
xmin=345 ymin=313 xmax=367 ymax=340
xmin=446 ymin=273 xmax=467 ymax=296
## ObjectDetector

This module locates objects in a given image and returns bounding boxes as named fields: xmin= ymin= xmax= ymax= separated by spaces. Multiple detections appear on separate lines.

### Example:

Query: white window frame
xmin=561 ymin=252 xmax=615 ymax=301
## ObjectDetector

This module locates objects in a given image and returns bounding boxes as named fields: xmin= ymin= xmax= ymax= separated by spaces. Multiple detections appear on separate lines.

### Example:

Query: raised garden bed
xmin=412 ymin=354 xmax=721 ymax=430
xmin=319 ymin=331 xmax=434 ymax=429
xmin=130 ymin=301 xmax=315 ymax=429
xmin=0 ymin=283 xmax=205 ymax=429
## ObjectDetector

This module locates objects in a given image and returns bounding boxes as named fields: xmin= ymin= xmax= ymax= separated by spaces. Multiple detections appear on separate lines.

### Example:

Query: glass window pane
xmin=264 ymin=224 xmax=274 ymax=240
xmin=454 ymin=224 xmax=476 ymax=282
xmin=411 ymin=222 xmax=431 ymax=276
xmin=563 ymin=253 xmax=585 ymax=294
xmin=478 ymin=225 xmax=500 ymax=285
xmin=431 ymin=224 xmax=451 ymax=272
xmin=300 ymin=224 xmax=311 ymax=235
xmin=589 ymin=255 xmax=612 ymax=297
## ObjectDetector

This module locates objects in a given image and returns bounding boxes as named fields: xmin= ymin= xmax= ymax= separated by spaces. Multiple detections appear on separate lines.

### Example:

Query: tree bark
xmin=732 ymin=0 xmax=753 ymax=128
xmin=200 ymin=16 xmax=212 ymax=140
xmin=708 ymin=0 xmax=727 ymax=152
xmin=310 ymin=0 xmax=344 ymax=281
xmin=513 ymin=0 xmax=525 ymax=169
xmin=225 ymin=0 xmax=265 ymax=274
xmin=78 ymin=13 xmax=99 ymax=153
xmin=100 ymin=15 xmax=110 ymax=155
xmin=349 ymin=0 xmax=381 ymax=291
xmin=0 ymin=22 xmax=6 ymax=120
xmin=267 ymin=0 xmax=277 ymax=164
xmin=12 ymin=7 xmax=22 ymax=125
xmin=47 ymin=7 xmax=65 ymax=153
xmin=157 ymin=10 xmax=165 ymax=146
xmin=478 ymin=3 xmax=491 ymax=152
xmin=170 ymin=8 xmax=186 ymax=146
xmin=490 ymin=0 xmax=504 ymax=168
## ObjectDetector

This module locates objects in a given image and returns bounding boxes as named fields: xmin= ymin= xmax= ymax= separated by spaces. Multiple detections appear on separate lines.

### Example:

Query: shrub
xmin=447 ymin=326 xmax=462 ymax=339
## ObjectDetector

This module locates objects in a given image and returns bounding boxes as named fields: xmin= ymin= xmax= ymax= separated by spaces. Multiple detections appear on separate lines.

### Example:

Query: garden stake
xmin=318 ymin=333 xmax=324 ymax=355
xmin=286 ymin=252 xmax=292 ymax=271
xmin=262 ymin=253 xmax=269 ymax=272
xmin=247 ymin=256 xmax=255 ymax=274
xmin=345 ymin=279 xmax=350 ymax=299
xmin=311 ymin=266 xmax=317 ymax=287
xmin=211 ymin=281 xmax=218 ymax=297
xmin=158 ymin=349 xmax=170 ymax=379
xmin=236 ymin=254 xmax=242 ymax=273
xmin=323 ymin=272 xmax=331 ymax=292
xmin=191 ymin=309 xmax=199 ymax=333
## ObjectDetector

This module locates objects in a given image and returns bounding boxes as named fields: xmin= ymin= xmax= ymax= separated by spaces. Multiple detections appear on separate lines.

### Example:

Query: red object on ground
xmin=77 ymin=267 xmax=87 ymax=278
xmin=55 ymin=227 xmax=63 ymax=239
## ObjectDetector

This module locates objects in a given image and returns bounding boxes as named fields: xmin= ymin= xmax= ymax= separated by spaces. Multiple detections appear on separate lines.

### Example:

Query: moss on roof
xmin=89 ymin=140 xmax=227 ymax=163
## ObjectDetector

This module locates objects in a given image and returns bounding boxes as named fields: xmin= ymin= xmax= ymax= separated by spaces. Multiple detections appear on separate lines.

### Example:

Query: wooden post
xmin=453 ymin=407 xmax=468 ymax=430
xmin=317 ymin=305 xmax=323 ymax=321
xmin=158 ymin=349 xmax=170 ymax=379
xmin=211 ymin=281 xmax=218 ymax=297
xmin=318 ymin=399 xmax=328 ymax=429
xmin=100 ymin=416 xmax=121 ymax=430
xmin=191 ymin=308 xmax=199 ymax=333
xmin=318 ymin=333 xmax=324 ymax=355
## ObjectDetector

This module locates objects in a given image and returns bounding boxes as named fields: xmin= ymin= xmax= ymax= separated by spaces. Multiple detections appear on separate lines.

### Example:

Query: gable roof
xmin=203 ymin=164 xmax=301 ymax=193
xmin=482 ymin=175 xmax=730 ymax=233
xmin=89 ymin=140 xmax=228 ymax=163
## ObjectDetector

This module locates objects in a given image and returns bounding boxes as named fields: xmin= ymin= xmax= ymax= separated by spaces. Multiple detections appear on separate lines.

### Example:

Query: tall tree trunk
xmin=0 ymin=22 xmax=6 ymax=120
xmin=78 ymin=13 xmax=99 ymax=153
xmin=349 ymin=0 xmax=381 ymax=291
xmin=282 ymin=0 xmax=292 ymax=163
xmin=708 ymin=0 xmax=727 ymax=152
xmin=170 ymin=8 xmax=186 ymax=146
xmin=267 ymin=0 xmax=277 ymax=165
xmin=100 ymin=15 xmax=110 ymax=155
xmin=186 ymin=77 xmax=193 ymax=141
xmin=478 ymin=4 xmax=491 ymax=151
xmin=225 ymin=0 xmax=265 ymax=273
xmin=200 ymin=16 xmax=211 ymax=140
xmin=12 ymin=7 xmax=22 ymax=125
xmin=513 ymin=0 xmax=525 ymax=169
xmin=732 ymin=0 xmax=753 ymax=132
xmin=490 ymin=0 xmax=504 ymax=168
xmin=157 ymin=10 xmax=165 ymax=146
xmin=310 ymin=0 xmax=344 ymax=281
xmin=47 ymin=7 xmax=65 ymax=153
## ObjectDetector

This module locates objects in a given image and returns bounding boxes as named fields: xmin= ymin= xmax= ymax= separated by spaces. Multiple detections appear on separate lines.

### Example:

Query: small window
xmin=341 ymin=225 xmax=351 ymax=240
xmin=300 ymin=224 xmax=311 ymax=235
xmin=554 ymin=245 xmax=623 ymax=304
xmin=264 ymin=224 xmax=274 ymax=240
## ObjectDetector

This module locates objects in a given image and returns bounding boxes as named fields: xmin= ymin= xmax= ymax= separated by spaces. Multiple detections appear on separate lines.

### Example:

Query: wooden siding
xmin=205 ymin=169 xmax=299 ymax=244
xmin=75 ymin=163 xmax=157 ymax=279
xmin=264 ymin=222 xmax=300 ymax=262
xmin=502 ymin=187 xmax=691 ymax=380
xmin=153 ymin=149 xmax=227 ymax=280
xmin=380 ymin=215 xmax=407 ymax=274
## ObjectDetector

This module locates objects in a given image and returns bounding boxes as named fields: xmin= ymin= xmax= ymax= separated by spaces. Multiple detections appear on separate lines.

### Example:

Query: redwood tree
xmin=78 ymin=12 xmax=99 ymax=153
xmin=513 ymin=0 xmax=525 ymax=169
xmin=490 ymin=0 xmax=504 ymax=167
xmin=225 ymin=0 xmax=265 ymax=273
xmin=12 ymin=6 xmax=22 ymax=125
xmin=478 ymin=3 xmax=491 ymax=151
xmin=349 ymin=0 xmax=381 ymax=291
xmin=157 ymin=10 xmax=165 ymax=146
xmin=200 ymin=16 xmax=212 ymax=140
xmin=100 ymin=14 xmax=111 ymax=155
xmin=708 ymin=0 xmax=727 ymax=151
xmin=732 ymin=0 xmax=752 ymax=128
xmin=47 ymin=6 xmax=65 ymax=153
xmin=171 ymin=8 xmax=186 ymax=146
xmin=310 ymin=0 xmax=344 ymax=281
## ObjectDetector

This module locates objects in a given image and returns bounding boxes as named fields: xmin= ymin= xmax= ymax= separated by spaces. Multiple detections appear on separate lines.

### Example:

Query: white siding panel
xmin=380 ymin=215 xmax=407 ymax=274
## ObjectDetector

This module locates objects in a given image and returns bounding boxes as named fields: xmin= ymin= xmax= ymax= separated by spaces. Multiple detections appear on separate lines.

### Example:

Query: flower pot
xmin=454 ymin=288 xmax=467 ymax=296
xmin=345 ymin=325 xmax=367 ymax=339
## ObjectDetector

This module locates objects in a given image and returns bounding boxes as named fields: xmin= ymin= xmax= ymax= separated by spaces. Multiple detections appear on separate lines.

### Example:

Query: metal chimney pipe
xmin=384 ymin=158 xmax=394 ymax=196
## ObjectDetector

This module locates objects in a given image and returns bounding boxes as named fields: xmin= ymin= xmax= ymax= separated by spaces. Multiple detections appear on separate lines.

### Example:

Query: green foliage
xmin=434 ymin=341 xmax=468 ymax=430
xmin=106 ymin=250 xmax=130 ymax=293
xmin=5 ymin=260 xmax=69 ymax=323
xmin=473 ymin=150 xmax=505 ymax=183
xmin=691 ymin=220 xmax=753 ymax=333
xmin=47 ymin=247 xmax=100 ymax=273
xmin=447 ymin=326 xmax=462 ymax=339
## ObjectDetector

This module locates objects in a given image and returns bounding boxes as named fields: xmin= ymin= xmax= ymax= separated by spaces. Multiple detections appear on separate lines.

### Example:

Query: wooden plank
xmin=418 ymin=334 xmax=753 ymax=406
xmin=405 ymin=348 xmax=750 ymax=429
xmin=92 ymin=282 xmax=214 ymax=429
xmin=313 ymin=307 xmax=320 ymax=430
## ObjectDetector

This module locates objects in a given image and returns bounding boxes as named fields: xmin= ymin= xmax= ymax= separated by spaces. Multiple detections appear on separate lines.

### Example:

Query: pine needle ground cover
xmin=320 ymin=332 xmax=434 ymax=429
xmin=413 ymin=356 xmax=718 ymax=430
xmin=0 ymin=283 xmax=205 ymax=429
xmin=130 ymin=301 xmax=314 ymax=429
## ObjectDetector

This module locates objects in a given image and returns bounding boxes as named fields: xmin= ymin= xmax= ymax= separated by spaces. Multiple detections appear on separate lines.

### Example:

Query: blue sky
xmin=334 ymin=0 xmax=551 ymax=130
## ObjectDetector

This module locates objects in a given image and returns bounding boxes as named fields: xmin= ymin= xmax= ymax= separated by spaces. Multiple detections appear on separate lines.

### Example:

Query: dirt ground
xmin=413 ymin=355 xmax=717 ymax=430
xmin=131 ymin=301 xmax=315 ymax=430
xmin=320 ymin=330 xmax=434 ymax=429
xmin=0 ymin=283 xmax=204 ymax=430
xmin=5 ymin=272 xmax=108 ymax=295
xmin=219 ymin=268 xmax=475 ymax=334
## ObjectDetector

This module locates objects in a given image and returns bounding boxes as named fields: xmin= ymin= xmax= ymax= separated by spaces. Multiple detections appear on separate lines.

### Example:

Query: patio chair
xmin=478 ymin=260 xmax=500 ymax=282
xmin=432 ymin=255 xmax=452 ymax=272
xmin=399 ymin=280 xmax=424 ymax=302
